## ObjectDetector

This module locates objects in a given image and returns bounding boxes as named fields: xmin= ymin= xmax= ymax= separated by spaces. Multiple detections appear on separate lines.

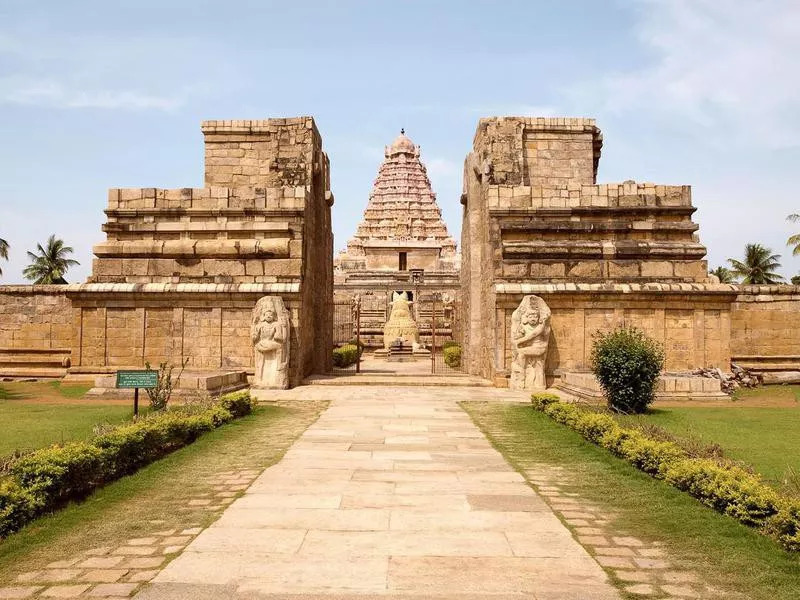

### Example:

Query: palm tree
xmin=727 ymin=243 xmax=783 ymax=284
xmin=0 ymin=237 xmax=8 ymax=277
xmin=23 ymin=235 xmax=80 ymax=284
xmin=787 ymin=214 xmax=800 ymax=256
xmin=709 ymin=266 xmax=735 ymax=283
xmin=792 ymin=275 xmax=800 ymax=286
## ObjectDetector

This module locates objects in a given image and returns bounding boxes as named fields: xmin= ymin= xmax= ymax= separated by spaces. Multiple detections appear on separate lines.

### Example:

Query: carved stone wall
xmin=77 ymin=117 xmax=333 ymax=386
xmin=65 ymin=284 xmax=305 ymax=386
xmin=462 ymin=117 xmax=724 ymax=385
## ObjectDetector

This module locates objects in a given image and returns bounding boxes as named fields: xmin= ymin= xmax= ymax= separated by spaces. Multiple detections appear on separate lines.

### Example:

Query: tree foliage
xmin=22 ymin=235 xmax=79 ymax=284
xmin=727 ymin=243 xmax=783 ymax=285
xmin=590 ymin=326 xmax=665 ymax=414
xmin=709 ymin=266 xmax=735 ymax=283
xmin=787 ymin=214 xmax=800 ymax=257
xmin=0 ymin=237 xmax=8 ymax=277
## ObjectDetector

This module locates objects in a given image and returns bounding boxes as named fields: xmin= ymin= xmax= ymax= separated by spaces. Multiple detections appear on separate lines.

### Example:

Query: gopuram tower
xmin=334 ymin=130 xmax=460 ymax=348
xmin=335 ymin=130 xmax=458 ymax=280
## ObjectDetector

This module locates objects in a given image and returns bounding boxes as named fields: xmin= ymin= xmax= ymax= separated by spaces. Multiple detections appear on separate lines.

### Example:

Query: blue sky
xmin=1 ymin=0 xmax=798 ymax=282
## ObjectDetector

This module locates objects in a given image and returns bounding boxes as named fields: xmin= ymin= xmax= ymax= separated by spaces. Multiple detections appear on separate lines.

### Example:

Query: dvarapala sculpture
xmin=251 ymin=296 xmax=290 ymax=389
xmin=510 ymin=295 xmax=551 ymax=391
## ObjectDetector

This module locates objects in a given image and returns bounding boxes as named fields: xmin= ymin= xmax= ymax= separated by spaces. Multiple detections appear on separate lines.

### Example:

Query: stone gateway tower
xmin=67 ymin=118 xmax=334 ymax=389
xmin=460 ymin=117 xmax=732 ymax=390
xmin=336 ymin=130 xmax=458 ymax=276
xmin=334 ymin=131 xmax=461 ymax=349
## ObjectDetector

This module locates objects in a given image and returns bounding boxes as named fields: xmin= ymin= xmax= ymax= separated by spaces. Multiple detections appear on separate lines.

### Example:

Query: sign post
xmin=116 ymin=370 xmax=159 ymax=417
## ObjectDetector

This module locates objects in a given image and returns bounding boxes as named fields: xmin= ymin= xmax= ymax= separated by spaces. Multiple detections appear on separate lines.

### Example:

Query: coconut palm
xmin=23 ymin=235 xmax=80 ymax=284
xmin=0 ymin=237 xmax=8 ymax=277
xmin=727 ymin=243 xmax=783 ymax=284
xmin=709 ymin=266 xmax=735 ymax=283
xmin=787 ymin=214 xmax=800 ymax=256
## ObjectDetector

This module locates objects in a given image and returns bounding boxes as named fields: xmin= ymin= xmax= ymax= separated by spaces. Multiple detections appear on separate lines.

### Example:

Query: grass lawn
xmin=464 ymin=401 xmax=800 ymax=600
xmin=0 ymin=400 xmax=326 ymax=582
xmin=0 ymin=381 xmax=138 ymax=456
xmin=621 ymin=385 xmax=800 ymax=493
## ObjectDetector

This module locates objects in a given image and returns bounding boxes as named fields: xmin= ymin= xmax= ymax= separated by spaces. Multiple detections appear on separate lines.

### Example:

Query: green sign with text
xmin=116 ymin=370 xmax=158 ymax=389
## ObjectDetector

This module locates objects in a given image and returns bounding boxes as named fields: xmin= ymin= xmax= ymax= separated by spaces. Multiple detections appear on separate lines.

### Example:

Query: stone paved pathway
xmin=136 ymin=389 xmax=619 ymax=599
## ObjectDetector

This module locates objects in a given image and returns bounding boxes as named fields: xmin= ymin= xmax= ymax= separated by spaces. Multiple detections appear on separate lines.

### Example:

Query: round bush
xmin=590 ymin=326 xmax=664 ymax=414
xmin=333 ymin=344 xmax=359 ymax=368
xmin=443 ymin=344 xmax=462 ymax=368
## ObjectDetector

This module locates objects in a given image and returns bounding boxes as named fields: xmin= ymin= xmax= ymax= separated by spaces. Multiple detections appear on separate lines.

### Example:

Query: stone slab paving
xmin=136 ymin=388 xmax=619 ymax=599
xmin=3 ymin=470 xmax=261 ymax=600
xmin=519 ymin=463 xmax=738 ymax=599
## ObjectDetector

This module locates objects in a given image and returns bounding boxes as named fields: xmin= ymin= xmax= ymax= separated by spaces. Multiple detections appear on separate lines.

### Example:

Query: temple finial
xmin=400 ymin=128 xmax=405 ymax=135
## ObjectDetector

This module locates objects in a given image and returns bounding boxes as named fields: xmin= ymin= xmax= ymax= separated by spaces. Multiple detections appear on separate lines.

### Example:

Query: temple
xmin=2 ymin=115 xmax=800 ymax=393
xmin=333 ymin=130 xmax=461 ymax=349
xmin=335 ymin=130 xmax=459 ymax=283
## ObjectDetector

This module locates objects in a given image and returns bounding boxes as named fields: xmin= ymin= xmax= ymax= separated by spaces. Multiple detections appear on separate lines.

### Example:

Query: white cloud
xmin=593 ymin=0 xmax=800 ymax=148
xmin=0 ymin=77 xmax=182 ymax=111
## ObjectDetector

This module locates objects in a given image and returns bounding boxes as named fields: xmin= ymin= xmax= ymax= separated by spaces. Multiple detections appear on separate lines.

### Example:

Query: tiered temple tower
xmin=335 ymin=130 xmax=458 ymax=280
xmin=333 ymin=130 xmax=461 ymax=349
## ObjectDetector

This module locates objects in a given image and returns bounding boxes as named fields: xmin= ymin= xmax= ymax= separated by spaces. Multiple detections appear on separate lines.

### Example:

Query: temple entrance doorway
xmin=329 ymin=290 xmax=465 ymax=377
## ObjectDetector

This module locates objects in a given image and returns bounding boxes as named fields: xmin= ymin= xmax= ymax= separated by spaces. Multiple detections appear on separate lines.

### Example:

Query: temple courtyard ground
xmin=1 ymin=384 xmax=799 ymax=599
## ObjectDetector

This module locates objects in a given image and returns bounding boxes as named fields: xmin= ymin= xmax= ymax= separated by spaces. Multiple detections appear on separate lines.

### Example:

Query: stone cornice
xmin=495 ymin=282 xmax=742 ymax=295
xmin=0 ymin=283 xmax=301 ymax=295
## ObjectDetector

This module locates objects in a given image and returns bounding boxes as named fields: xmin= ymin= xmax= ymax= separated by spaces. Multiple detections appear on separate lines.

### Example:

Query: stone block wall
xmin=202 ymin=118 xmax=323 ymax=189
xmin=494 ymin=284 xmax=736 ymax=382
xmin=0 ymin=287 xmax=71 ymax=349
xmin=474 ymin=117 xmax=601 ymax=189
xmin=66 ymin=283 xmax=306 ymax=385
xmin=81 ymin=117 xmax=333 ymax=383
xmin=462 ymin=117 xmax=715 ymax=384
xmin=731 ymin=287 xmax=800 ymax=372
xmin=91 ymin=187 xmax=305 ymax=284
xmin=0 ymin=287 xmax=72 ymax=376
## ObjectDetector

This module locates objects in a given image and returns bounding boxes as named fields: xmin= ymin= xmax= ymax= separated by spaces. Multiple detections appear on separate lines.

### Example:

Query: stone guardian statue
xmin=251 ymin=296 xmax=290 ymax=389
xmin=510 ymin=295 xmax=551 ymax=391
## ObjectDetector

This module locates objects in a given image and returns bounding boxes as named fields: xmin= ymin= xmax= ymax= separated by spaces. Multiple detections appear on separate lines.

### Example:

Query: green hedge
xmin=332 ymin=344 xmax=359 ymax=368
xmin=530 ymin=393 xmax=800 ymax=552
xmin=0 ymin=391 xmax=255 ymax=539
xmin=443 ymin=344 xmax=462 ymax=368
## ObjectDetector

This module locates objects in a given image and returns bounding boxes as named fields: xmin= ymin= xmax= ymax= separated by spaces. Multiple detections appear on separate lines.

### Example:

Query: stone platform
xmin=298 ymin=373 xmax=493 ymax=389
xmin=556 ymin=371 xmax=728 ymax=402
xmin=79 ymin=370 xmax=249 ymax=399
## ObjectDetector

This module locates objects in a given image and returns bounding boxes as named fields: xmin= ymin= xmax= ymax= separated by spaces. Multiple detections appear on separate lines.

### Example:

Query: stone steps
xmin=302 ymin=374 xmax=493 ymax=387
xmin=0 ymin=347 xmax=70 ymax=377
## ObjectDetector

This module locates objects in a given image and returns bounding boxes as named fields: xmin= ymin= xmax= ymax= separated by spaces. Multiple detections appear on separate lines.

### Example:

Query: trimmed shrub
xmin=530 ymin=392 xmax=561 ymax=410
xmin=590 ymin=326 xmax=665 ymax=414
xmin=0 ymin=481 xmax=42 ymax=538
xmin=768 ymin=501 xmax=800 ymax=552
xmin=0 ymin=391 xmax=254 ymax=539
xmin=332 ymin=344 xmax=359 ymax=368
xmin=348 ymin=339 xmax=365 ymax=357
xmin=443 ymin=344 xmax=462 ymax=368
xmin=530 ymin=396 xmax=800 ymax=551
xmin=442 ymin=340 xmax=459 ymax=350
xmin=219 ymin=390 xmax=256 ymax=418
xmin=12 ymin=443 xmax=106 ymax=502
